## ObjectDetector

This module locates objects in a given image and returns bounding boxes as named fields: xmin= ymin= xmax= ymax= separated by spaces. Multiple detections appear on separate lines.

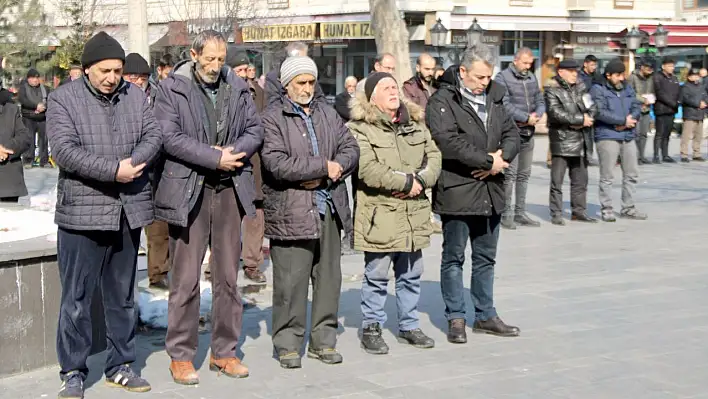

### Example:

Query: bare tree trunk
xmin=369 ymin=0 xmax=411 ymax=83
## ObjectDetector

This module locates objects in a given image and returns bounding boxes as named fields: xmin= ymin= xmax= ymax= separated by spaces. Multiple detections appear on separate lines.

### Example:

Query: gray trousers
xmin=270 ymin=207 xmax=342 ymax=355
xmin=597 ymin=140 xmax=639 ymax=214
xmin=503 ymin=135 xmax=534 ymax=217
xmin=549 ymin=156 xmax=588 ymax=217
xmin=635 ymin=113 xmax=651 ymax=158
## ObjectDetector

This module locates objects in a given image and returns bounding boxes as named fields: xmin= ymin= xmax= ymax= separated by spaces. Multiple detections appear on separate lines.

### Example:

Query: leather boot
xmin=662 ymin=138 xmax=676 ymax=163
xmin=169 ymin=361 xmax=199 ymax=385
xmin=209 ymin=355 xmax=249 ymax=378
xmin=652 ymin=138 xmax=662 ymax=164
xmin=447 ymin=319 xmax=467 ymax=344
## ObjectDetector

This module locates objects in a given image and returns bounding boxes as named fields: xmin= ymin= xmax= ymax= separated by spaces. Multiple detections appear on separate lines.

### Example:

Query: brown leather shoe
xmin=169 ymin=361 xmax=199 ymax=385
xmin=209 ymin=355 xmax=249 ymax=378
xmin=243 ymin=268 xmax=267 ymax=284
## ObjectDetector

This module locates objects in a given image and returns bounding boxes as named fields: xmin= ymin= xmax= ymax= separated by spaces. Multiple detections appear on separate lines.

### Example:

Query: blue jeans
xmin=361 ymin=251 xmax=424 ymax=331
xmin=440 ymin=215 xmax=500 ymax=322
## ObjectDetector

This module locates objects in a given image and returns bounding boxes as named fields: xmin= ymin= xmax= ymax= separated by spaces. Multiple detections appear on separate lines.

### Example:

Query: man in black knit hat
xmin=47 ymin=31 xmax=162 ymax=398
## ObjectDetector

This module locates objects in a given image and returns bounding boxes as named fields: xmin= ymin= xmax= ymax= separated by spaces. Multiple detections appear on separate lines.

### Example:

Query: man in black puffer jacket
xmin=544 ymin=59 xmax=597 ymax=226
xmin=678 ymin=68 xmax=708 ymax=162
xmin=426 ymin=45 xmax=520 ymax=345
xmin=653 ymin=58 xmax=680 ymax=163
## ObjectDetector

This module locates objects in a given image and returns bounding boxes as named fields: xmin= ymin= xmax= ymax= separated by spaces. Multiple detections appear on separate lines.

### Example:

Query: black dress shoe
xmin=693 ymin=157 xmax=706 ymax=162
xmin=472 ymin=317 xmax=520 ymax=337
xmin=551 ymin=215 xmax=565 ymax=226
xmin=447 ymin=319 xmax=467 ymax=344
xmin=652 ymin=156 xmax=662 ymax=164
xmin=663 ymin=156 xmax=677 ymax=163
xmin=571 ymin=213 xmax=598 ymax=223
xmin=397 ymin=329 xmax=434 ymax=349
xmin=681 ymin=157 xmax=690 ymax=163
xmin=638 ymin=157 xmax=651 ymax=165
xmin=514 ymin=213 xmax=541 ymax=227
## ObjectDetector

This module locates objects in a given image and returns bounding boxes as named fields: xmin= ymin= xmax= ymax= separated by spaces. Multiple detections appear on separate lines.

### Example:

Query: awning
xmin=609 ymin=24 xmax=708 ymax=48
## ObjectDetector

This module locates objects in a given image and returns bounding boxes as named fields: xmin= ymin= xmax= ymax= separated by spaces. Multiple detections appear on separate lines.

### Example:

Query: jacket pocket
xmin=363 ymin=203 xmax=397 ymax=245
xmin=402 ymin=132 xmax=426 ymax=169
xmin=162 ymin=161 xmax=192 ymax=178
xmin=367 ymin=134 xmax=397 ymax=167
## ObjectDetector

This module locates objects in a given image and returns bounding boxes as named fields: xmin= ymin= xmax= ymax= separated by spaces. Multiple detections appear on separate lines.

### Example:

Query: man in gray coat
xmin=494 ymin=47 xmax=545 ymax=229
xmin=153 ymin=30 xmax=263 ymax=385
xmin=47 ymin=31 xmax=162 ymax=398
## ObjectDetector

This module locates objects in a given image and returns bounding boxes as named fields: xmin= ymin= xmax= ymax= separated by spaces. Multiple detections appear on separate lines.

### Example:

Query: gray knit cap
xmin=279 ymin=56 xmax=318 ymax=87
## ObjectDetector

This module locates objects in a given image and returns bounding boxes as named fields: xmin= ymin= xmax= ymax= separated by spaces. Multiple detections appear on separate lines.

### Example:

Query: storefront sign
xmin=242 ymin=23 xmax=317 ymax=42
xmin=320 ymin=22 xmax=374 ymax=40
xmin=614 ymin=0 xmax=633 ymax=9
xmin=451 ymin=31 xmax=502 ymax=46
xmin=571 ymin=33 xmax=609 ymax=47
xmin=187 ymin=19 xmax=232 ymax=36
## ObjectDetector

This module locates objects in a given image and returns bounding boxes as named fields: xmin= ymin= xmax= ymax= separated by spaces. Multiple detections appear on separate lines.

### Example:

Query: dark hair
xmin=662 ymin=58 xmax=676 ymax=65
xmin=584 ymin=55 xmax=598 ymax=63
xmin=375 ymin=53 xmax=395 ymax=65
xmin=191 ymin=30 xmax=226 ymax=55
xmin=158 ymin=53 xmax=174 ymax=68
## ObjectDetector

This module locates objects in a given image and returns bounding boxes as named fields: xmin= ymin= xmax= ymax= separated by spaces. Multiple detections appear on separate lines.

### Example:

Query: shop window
xmin=500 ymin=32 xmax=541 ymax=56
xmin=684 ymin=0 xmax=708 ymax=9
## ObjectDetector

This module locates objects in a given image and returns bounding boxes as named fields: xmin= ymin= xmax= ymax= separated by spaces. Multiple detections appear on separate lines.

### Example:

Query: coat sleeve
xmin=332 ymin=112 xmax=359 ymax=180
xmin=129 ymin=94 xmax=163 ymax=166
xmin=498 ymin=105 xmax=520 ymax=163
xmin=46 ymin=93 xmax=120 ymax=182
xmin=351 ymin=123 xmax=408 ymax=192
xmin=544 ymin=89 xmax=584 ymax=126
xmin=415 ymin=124 xmax=442 ymax=189
xmin=230 ymin=92 xmax=264 ymax=159
xmin=2 ymin=107 xmax=31 ymax=161
xmin=627 ymin=87 xmax=641 ymax=120
xmin=494 ymin=72 xmax=529 ymax=123
xmin=154 ymin=82 xmax=222 ymax=170
xmin=426 ymin=95 xmax=493 ymax=170
xmin=655 ymin=75 xmax=679 ymax=110
xmin=334 ymin=93 xmax=351 ymax=121
xmin=260 ymin=113 xmax=329 ymax=182
xmin=590 ymin=86 xmax=625 ymax=126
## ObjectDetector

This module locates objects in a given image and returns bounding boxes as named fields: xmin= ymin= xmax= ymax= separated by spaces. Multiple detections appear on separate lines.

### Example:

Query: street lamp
xmin=466 ymin=18 xmax=485 ymax=47
xmin=430 ymin=19 xmax=449 ymax=48
xmin=652 ymin=23 xmax=669 ymax=53
xmin=625 ymin=26 xmax=643 ymax=52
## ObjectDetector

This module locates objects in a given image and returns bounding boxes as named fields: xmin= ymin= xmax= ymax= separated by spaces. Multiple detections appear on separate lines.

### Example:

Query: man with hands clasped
xmin=426 ymin=45 xmax=521 ymax=346
xmin=590 ymin=58 xmax=647 ymax=223
xmin=153 ymin=30 xmax=263 ymax=385
xmin=47 ymin=31 xmax=162 ymax=398
xmin=260 ymin=56 xmax=359 ymax=369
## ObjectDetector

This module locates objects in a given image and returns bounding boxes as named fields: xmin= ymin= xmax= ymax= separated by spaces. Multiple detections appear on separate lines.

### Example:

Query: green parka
xmin=347 ymin=93 xmax=441 ymax=253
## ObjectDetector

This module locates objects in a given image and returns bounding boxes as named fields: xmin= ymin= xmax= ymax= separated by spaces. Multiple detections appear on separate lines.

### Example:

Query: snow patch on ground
xmin=0 ymin=209 xmax=56 ymax=243
xmin=138 ymin=281 xmax=214 ymax=329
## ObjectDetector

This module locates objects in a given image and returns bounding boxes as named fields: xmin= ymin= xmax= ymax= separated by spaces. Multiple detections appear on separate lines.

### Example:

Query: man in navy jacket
xmin=589 ymin=59 xmax=647 ymax=223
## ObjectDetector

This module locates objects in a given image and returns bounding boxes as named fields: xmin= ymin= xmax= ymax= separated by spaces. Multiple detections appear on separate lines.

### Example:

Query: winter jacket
xmin=247 ymin=79 xmax=266 ymax=201
xmin=18 ymin=81 xmax=50 ymax=121
xmin=46 ymin=77 xmax=163 ymax=231
xmin=653 ymin=71 xmax=680 ymax=116
xmin=426 ymin=65 xmax=520 ymax=217
xmin=544 ymin=76 xmax=596 ymax=157
xmin=265 ymin=68 xmax=325 ymax=109
xmin=628 ymin=70 xmax=655 ymax=114
xmin=0 ymin=96 xmax=31 ymax=198
xmin=402 ymin=75 xmax=435 ymax=112
xmin=680 ymin=81 xmax=708 ymax=121
xmin=348 ymin=93 xmax=441 ymax=253
xmin=590 ymin=81 xmax=641 ymax=142
xmin=260 ymin=90 xmax=359 ymax=241
xmin=579 ymin=69 xmax=600 ymax=93
xmin=153 ymin=60 xmax=264 ymax=227
xmin=494 ymin=64 xmax=545 ymax=136
xmin=334 ymin=91 xmax=353 ymax=121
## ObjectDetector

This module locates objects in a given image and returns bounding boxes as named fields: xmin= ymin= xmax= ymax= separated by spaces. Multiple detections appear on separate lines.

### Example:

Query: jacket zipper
xmin=367 ymin=207 xmax=377 ymax=236
xmin=523 ymin=79 xmax=530 ymax=115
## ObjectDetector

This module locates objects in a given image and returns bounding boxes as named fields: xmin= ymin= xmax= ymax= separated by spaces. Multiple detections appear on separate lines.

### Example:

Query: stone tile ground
xmin=2 ymin=137 xmax=707 ymax=398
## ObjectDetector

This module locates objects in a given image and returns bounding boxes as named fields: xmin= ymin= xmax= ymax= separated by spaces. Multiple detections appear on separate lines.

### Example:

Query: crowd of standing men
xmin=0 ymin=25 xmax=699 ymax=399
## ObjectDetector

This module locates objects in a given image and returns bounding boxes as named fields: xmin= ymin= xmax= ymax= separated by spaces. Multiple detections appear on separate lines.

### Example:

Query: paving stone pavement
xmin=2 ymin=137 xmax=708 ymax=399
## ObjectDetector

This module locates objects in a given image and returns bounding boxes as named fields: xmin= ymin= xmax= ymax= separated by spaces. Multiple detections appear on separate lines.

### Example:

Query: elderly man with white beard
xmin=261 ymin=56 xmax=359 ymax=369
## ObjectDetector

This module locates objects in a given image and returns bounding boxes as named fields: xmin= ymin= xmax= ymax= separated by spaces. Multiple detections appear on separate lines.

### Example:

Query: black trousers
xmin=270 ymin=207 xmax=342 ymax=355
xmin=56 ymin=216 xmax=140 ymax=381
xmin=549 ymin=155 xmax=588 ymax=217
xmin=654 ymin=115 xmax=674 ymax=158
xmin=22 ymin=119 xmax=48 ymax=166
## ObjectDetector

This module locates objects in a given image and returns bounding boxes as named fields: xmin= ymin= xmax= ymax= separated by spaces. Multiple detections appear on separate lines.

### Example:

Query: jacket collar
xmin=508 ymin=63 xmax=532 ymax=80
xmin=82 ymin=74 xmax=127 ymax=104
xmin=167 ymin=59 xmax=249 ymax=96
xmin=348 ymin=91 xmax=423 ymax=127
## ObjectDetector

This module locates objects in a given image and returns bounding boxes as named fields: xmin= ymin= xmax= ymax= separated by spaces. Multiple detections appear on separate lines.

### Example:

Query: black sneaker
xmin=105 ymin=365 xmax=151 ymax=393
xmin=397 ymin=328 xmax=435 ymax=349
xmin=361 ymin=323 xmax=389 ymax=355
xmin=278 ymin=352 xmax=302 ymax=369
xmin=58 ymin=371 xmax=84 ymax=399
xmin=307 ymin=347 xmax=343 ymax=364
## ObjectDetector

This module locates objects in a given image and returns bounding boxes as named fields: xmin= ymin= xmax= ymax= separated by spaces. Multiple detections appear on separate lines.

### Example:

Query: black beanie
xmin=81 ymin=31 xmax=125 ymax=68
xmin=365 ymin=72 xmax=396 ymax=101
xmin=26 ymin=68 xmax=40 ymax=78
xmin=226 ymin=48 xmax=250 ymax=68
xmin=124 ymin=53 xmax=151 ymax=75
xmin=604 ymin=58 xmax=626 ymax=75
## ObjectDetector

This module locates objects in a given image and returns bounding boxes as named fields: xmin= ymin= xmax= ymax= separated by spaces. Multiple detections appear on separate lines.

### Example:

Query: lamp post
xmin=430 ymin=18 xmax=484 ymax=66
xmin=466 ymin=18 xmax=485 ymax=47
xmin=652 ymin=23 xmax=669 ymax=55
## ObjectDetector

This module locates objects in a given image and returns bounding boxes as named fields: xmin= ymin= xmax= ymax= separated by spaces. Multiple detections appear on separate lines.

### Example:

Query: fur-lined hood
xmin=348 ymin=91 xmax=424 ymax=125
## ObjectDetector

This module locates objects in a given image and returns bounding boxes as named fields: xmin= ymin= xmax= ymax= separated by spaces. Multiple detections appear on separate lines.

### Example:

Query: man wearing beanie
xmin=264 ymin=41 xmax=324 ymax=107
xmin=47 ymin=30 xmax=162 ymax=398
xmin=261 ymin=55 xmax=359 ymax=369
xmin=590 ymin=58 xmax=647 ymax=222
xmin=348 ymin=71 xmax=441 ymax=355
xmin=153 ymin=30 xmax=263 ymax=385
xmin=544 ymin=59 xmax=597 ymax=225
xmin=678 ymin=68 xmax=708 ymax=162
xmin=18 ymin=68 xmax=51 ymax=168
xmin=653 ymin=58 xmax=680 ymax=163
xmin=225 ymin=49 xmax=268 ymax=283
